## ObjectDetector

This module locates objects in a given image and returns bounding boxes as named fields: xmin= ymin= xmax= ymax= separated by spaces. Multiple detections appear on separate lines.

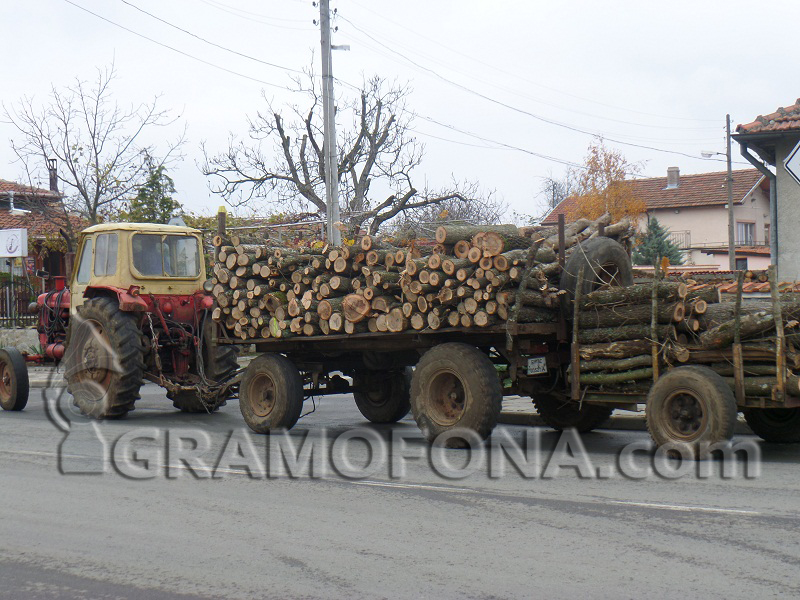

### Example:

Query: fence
xmin=0 ymin=279 xmax=37 ymax=327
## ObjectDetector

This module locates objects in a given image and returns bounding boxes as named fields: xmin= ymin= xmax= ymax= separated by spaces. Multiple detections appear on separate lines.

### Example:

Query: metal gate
xmin=0 ymin=279 xmax=37 ymax=327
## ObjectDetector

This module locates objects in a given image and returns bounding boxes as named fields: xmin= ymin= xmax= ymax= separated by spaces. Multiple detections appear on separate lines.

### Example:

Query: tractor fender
xmin=85 ymin=286 xmax=148 ymax=312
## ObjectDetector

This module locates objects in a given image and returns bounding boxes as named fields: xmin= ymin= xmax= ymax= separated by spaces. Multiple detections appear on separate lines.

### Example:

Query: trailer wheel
xmin=353 ymin=368 xmax=411 ymax=423
xmin=560 ymin=237 xmax=633 ymax=300
xmin=411 ymin=343 xmax=502 ymax=446
xmin=0 ymin=347 xmax=29 ymax=411
xmin=65 ymin=297 xmax=145 ymax=419
xmin=646 ymin=365 xmax=737 ymax=455
xmin=742 ymin=407 xmax=800 ymax=443
xmin=239 ymin=354 xmax=303 ymax=433
xmin=534 ymin=393 xmax=613 ymax=433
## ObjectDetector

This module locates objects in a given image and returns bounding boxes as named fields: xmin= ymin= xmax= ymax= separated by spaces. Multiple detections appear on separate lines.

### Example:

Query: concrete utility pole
xmin=726 ymin=113 xmax=736 ymax=270
xmin=319 ymin=0 xmax=342 ymax=245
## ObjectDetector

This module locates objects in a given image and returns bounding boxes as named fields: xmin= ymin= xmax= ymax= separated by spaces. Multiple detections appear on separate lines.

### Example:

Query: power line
xmin=342 ymin=18 xmax=717 ymax=133
xmin=197 ymin=0 xmax=311 ymax=24
xmin=346 ymin=1 xmax=719 ymax=124
xmin=119 ymin=0 xmax=305 ymax=74
xmin=338 ymin=15 xmax=743 ymax=164
xmin=63 ymin=0 xmax=298 ymax=90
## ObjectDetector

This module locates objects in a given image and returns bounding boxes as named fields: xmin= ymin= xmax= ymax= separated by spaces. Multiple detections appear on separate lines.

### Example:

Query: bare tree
xmin=4 ymin=64 xmax=184 ymax=231
xmin=203 ymin=73 xmax=487 ymax=235
xmin=539 ymin=167 xmax=581 ymax=211
xmin=390 ymin=190 xmax=506 ymax=238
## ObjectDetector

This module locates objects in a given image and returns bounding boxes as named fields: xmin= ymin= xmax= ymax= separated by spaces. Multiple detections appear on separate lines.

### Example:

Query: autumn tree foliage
xmin=566 ymin=139 xmax=646 ymax=223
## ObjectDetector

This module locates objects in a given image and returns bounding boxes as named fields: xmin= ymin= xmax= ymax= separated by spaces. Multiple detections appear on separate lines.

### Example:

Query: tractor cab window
xmin=132 ymin=234 xmax=201 ymax=277
xmin=93 ymin=233 xmax=118 ymax=276
xmin=76 ymin=238 xmax=93 ymax=284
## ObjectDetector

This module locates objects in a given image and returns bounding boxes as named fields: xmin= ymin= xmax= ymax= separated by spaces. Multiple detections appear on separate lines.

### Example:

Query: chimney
xmin=48 ymin=158 xmax=58 ymax=193
xmin=666 ymin=167 xmax=680 ymax=189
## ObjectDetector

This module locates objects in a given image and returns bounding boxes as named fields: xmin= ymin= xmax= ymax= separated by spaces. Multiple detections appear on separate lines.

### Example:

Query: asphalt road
xmin=1 ymin=383 xmax=800 ymax=599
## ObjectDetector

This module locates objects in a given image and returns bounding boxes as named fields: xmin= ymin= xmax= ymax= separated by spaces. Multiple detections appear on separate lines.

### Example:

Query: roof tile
xmin=736 ymin=99 xmax=800 ymax=135
xmin=542 ymin=168 xmax=764 ymax=224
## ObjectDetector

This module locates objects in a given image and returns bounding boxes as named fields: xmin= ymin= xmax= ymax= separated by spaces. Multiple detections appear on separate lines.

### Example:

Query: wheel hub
xmin=0 ymin=363 xmax=10 ymax=402
xmin=427 ymin=370 xmax=466 ymax=426
xmin=665 ymin=392 xmax=705 ymax=439
xmin=249 ymin=373 xmax=276 ymax=417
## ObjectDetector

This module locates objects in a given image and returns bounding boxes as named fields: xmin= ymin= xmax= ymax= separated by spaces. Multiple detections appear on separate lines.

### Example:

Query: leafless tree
xmin=539 ymin=167 xmax=581 ymax=211
xmin=390 ymin=189 xmax=506 ymax=238
xmin=4 ymin=64 xmax=185 ymax=232
xmin=202 ymin=73 xmax=487 ymax=235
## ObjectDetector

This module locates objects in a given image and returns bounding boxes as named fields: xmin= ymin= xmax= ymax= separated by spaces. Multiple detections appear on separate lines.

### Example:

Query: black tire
xmin=169 ymin=318 xmax=240 ymax=413
xmin=560 ymin=237 xmax=633 ymax=300
xmin=239 ymin=353 xmax=303 ymax=433
xmin=353 ymin=368 xmax=412 ymax=423
xmin=64 ymin=297 xmax=145 ymax=419
xmin=0 ymin=347 xmax=29 ymax=411
xmin=411 ymin=343 xmax=502 ymax=446
xmin=534 ymin=393 xmax=613 ymax=433
xmin=646 ymin=365 xmax=737 ymax=455
xmin=743 ymin=407 xmax=800 ymax=443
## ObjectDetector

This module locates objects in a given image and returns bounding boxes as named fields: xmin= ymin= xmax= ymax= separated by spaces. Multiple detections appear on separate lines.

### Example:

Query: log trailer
xmin=1 ymin=217 xmax=799 ymax=455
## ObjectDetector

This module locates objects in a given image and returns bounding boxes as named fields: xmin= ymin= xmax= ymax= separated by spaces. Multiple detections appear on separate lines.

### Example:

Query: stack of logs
xmin=574 ymin=275 xmax=800 ymax=398
xmin=209 ymin=214 xmax=632 ymax=340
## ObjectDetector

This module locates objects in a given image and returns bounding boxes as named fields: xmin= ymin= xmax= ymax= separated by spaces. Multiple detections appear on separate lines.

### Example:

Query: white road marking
xmin=607 ymin=500 xmax=760 ymax=516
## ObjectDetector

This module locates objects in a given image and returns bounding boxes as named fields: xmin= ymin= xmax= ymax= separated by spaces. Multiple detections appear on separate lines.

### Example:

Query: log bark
xmin=578 ymin=302 xmax=684 ymax=328
xmin=435 ymin=224 xmax=519 ymax=244
xmin=579 ymin=282 xmax=688 ymax=308
xmin=578 ymin=324 xmax=674 ymax=344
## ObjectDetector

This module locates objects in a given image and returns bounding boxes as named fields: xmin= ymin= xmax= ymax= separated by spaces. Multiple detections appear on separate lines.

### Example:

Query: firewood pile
xmin=575 ymin=273 xmax=800 ymax=397
xmin=209 ymin=214 xmax=633 ymax=340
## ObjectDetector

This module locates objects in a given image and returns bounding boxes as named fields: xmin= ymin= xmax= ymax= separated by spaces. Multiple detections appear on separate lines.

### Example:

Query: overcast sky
xmin=1 ymin=0 xmax=798 ymax=222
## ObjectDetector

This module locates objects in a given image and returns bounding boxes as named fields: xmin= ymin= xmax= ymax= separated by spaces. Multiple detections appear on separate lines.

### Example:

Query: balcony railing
xmin=667 ymin=230 xmax=691 ymax=249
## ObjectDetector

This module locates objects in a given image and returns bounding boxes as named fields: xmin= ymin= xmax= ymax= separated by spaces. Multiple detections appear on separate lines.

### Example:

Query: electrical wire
xmin=63 ymin=0 xmax=299 ymax=90
xmin=119 ymin=0 xmax=306 ymax=74
xmin=348 ymin=0 xmax=718 ymax=124
xmin=338 ymin=15 xmax=747 ymax=164
xmin=341 ymin=14 xmax=718 ymax=132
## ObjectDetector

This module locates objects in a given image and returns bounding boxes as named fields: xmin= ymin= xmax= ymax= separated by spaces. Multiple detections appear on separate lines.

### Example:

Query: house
xmin=541 ymin=167 xmax=771 ymax=270
xmin=734 ymin=99 xmax=800 ymax=280
xmin=0 ymin=174 xmax=82 ymax=289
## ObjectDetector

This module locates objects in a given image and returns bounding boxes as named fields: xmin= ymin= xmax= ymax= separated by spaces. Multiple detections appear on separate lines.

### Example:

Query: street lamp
xmin=701 ymin=114 xmax=735 ymax=271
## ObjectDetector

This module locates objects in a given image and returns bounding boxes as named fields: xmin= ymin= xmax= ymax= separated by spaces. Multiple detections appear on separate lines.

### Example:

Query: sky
xmin=1 ymin=0 xmax=799 ymax=224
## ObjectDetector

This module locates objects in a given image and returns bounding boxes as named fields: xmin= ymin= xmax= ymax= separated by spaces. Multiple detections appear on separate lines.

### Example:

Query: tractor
xmin=0 ymin=223 xmax=239 ymax=417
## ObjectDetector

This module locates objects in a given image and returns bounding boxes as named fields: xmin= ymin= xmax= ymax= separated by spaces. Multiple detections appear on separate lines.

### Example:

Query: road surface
xmin=1 ymin=383 xmax=799 ymax=599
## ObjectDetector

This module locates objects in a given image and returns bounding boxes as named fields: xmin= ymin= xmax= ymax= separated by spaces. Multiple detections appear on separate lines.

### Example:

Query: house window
xmin=764 ymin=223 xmax=770 ymax=245
xmin=736 ymin=222 xmax=755 ymax=245
xmin=735 ymin=257 xmax=748 ymax=270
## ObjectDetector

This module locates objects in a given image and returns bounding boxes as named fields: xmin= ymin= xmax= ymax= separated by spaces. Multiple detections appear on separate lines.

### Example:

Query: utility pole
xmin=319 ymin=0 xmax=341 ymax=245
xmin=726 ymin=113 xmax=735 ymax=270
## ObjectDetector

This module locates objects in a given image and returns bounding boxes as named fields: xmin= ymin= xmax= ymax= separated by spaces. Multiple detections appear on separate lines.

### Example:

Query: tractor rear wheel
xmin=0 ymin=347 xmax=29 ymax=411
xmin=65 ymin=296 xmax=145 ymax=419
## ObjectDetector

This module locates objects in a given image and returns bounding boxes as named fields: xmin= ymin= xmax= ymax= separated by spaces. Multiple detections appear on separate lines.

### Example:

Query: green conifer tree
xmin=633 ymin=217 xmax=684 ymax=266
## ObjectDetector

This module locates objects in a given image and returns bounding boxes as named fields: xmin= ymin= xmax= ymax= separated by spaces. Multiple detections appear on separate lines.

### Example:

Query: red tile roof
xmin=0 ymin=208 xmax=85 ymax=239
xmin=0 ymin=179 xmax=60 ymax=200
xmin=736 ymin=99 xmax=800 ymax=135
xmin=542 ymin=168 xmax=765 ymax=225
